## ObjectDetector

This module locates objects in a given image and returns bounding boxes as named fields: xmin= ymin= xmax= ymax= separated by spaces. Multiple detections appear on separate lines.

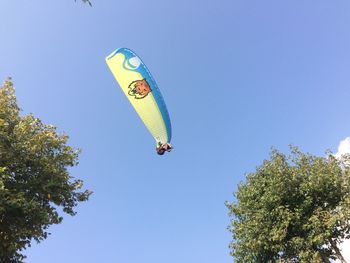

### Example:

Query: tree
xmin=0 ymin=79 xmax=92 ymax=262
xmin=226 ymin=146 xmax=350 ymax=263
xmin=77 ymin=0 xmax=92 ymax=6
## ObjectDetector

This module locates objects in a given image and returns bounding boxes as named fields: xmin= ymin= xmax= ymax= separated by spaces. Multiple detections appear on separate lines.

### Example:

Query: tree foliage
xmin=77 ymin=0 xmax=92 ymax=6
xmin=227 ymin=147 xmax=350 ymax=263
xmin=0 ymin=79 xmax=92 ymax=262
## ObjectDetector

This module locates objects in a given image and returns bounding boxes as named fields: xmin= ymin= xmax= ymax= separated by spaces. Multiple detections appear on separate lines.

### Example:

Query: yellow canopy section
xmin=106 ymin=48 xmax=171 ymax=145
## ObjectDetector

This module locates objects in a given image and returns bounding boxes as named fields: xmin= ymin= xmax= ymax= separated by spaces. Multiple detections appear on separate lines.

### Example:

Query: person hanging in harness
xmin=156 ymin=142 xmax=173 ymax=155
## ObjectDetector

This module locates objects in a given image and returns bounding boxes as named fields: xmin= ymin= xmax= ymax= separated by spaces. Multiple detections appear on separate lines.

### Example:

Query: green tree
xmin=77 ymin=0 xmax=92 ymax=6
xmin=0 ymin=79 xmax=92 ymax=262
xmin=227 ymin=147 xmax=350 ymax=263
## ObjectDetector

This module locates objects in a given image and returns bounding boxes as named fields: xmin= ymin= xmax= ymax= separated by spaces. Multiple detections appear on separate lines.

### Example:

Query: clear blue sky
xmin=1 ymin=1 xmax=350 ymax=262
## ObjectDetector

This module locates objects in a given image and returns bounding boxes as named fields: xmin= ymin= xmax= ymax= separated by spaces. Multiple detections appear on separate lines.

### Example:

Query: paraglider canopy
xmin=106 ymin=48 xmax=172 ymax=154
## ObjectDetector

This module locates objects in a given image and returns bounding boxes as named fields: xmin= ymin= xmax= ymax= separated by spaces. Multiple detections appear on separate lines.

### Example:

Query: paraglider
xmin=106 ymin=48 xmax=172 ymax=155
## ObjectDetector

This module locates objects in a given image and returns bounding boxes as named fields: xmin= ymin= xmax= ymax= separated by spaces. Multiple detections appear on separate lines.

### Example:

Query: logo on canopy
xmin=128 ymin=79 xmax=152 ymax=99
